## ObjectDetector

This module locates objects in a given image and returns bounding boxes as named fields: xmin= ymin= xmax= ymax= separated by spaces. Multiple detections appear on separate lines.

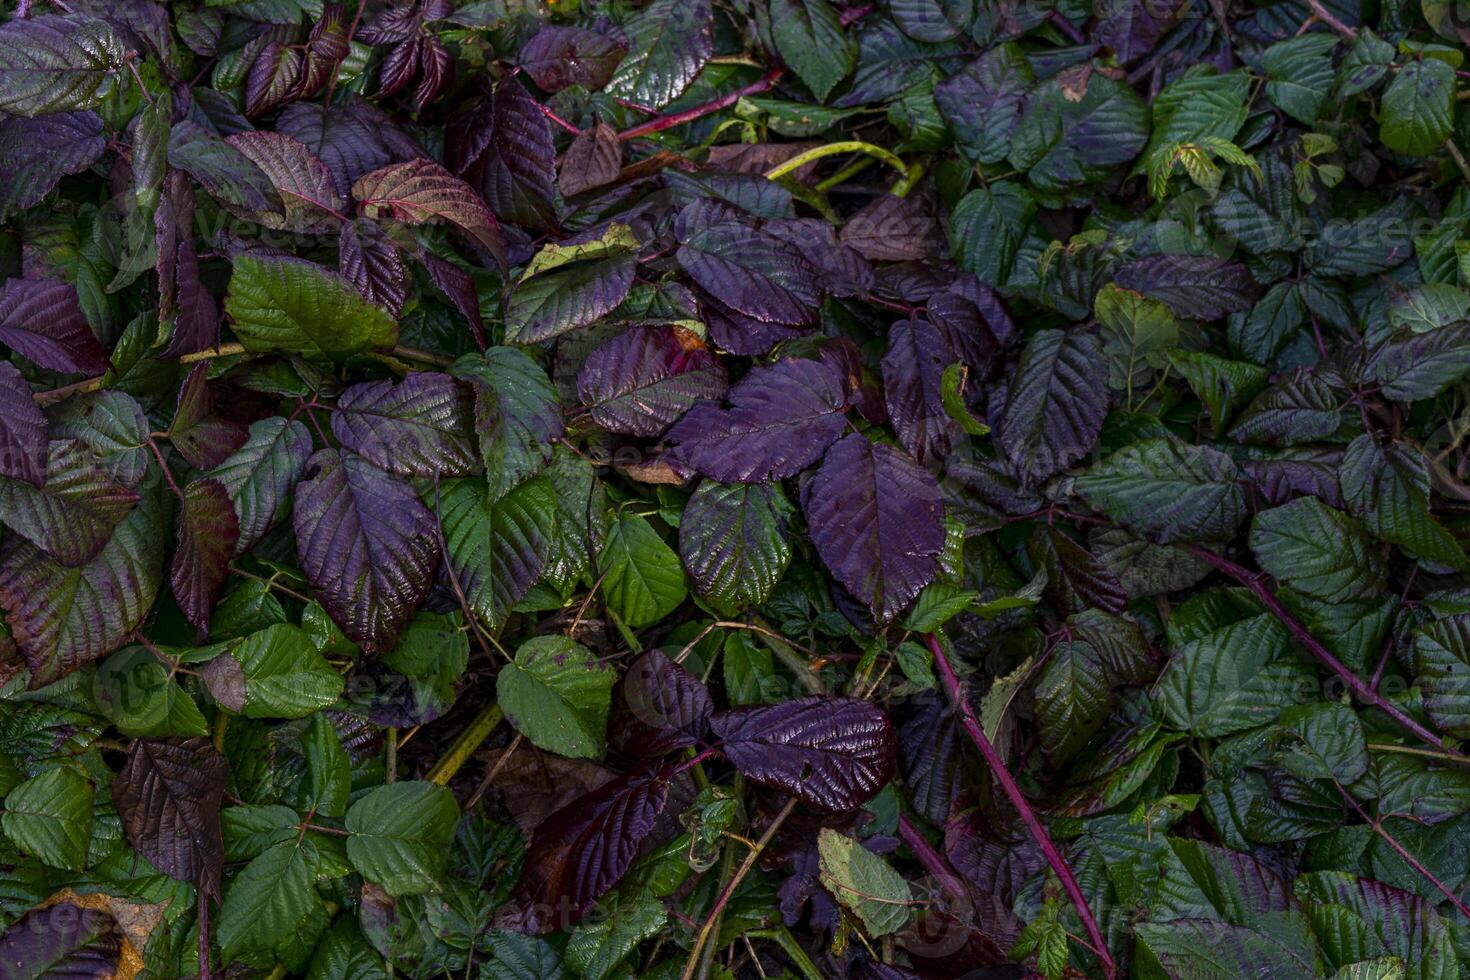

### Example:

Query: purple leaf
xmin=764 ymin=218 xmax=874 ymax=298
xmin=162 ymin=178 xmax=221 ymax=358
xmin=702 ymin=297 xmax=813 ymax=356
xmin=559 ymin=120 xmax=623 ymax=198
xmin=293 ymin=449 xmax=442 ymax=653
xmin=419 ymin=249 xmax=488 ymax=347
xmin=171 ymin=478 xmax=240 ymax=633
xmin=802 ymin=433 xmax=944 ymax=623
xmin=353 ymin=158 xmax=505 ymax=269
xmin=413 ymin=36 xmax=453 ymax=112
xmin=460 ymin=76 xmax=557 ymax=230
xmin=519 ymin=25 xmax=629 ymax=92
xmin=1026 ymin=524 xmax=1127 ymax=615
xmin=378 ymin=38 xmax=422 ymax=98
xmin=0 ymin=478 xmax=165 ymax=687
xmin=226 ymin=130 xmax=346 ymax=233
xmin=332 ymin=372 xmax=480 ymax=477
xmin=503 ymin=253 xmax=637 ymax=344
xmin=666 ymin=357 xmax=848 ymax=483
xmin=839 ymin=193 xmax=939 ymax=262
xmin=168 ymin=120 xmax=286 ymax=223
xmin=711 ymin=696 xmax=896 ymax=810
xmin=245 ymin=40 xmax=304 ymax=118
xmin=508 ymin=766 xmax=672 ymax=933
xmin=0 ymin=277 xmax=109 ymax=376
xmin=577 ymin=325 xmax=728 ymax=436
xmin=676 ymin=220 xmax=823 ymax=324
xmin=0 ymin=903 xmax=121 ymax=978
xmin=927 ymin=287 xmax=1004 ymax=374
xmin=168 ymin=364 xmax=249 ymax=471
xmin=994 ymin=329 xmax=1107 ymax=483
xmin=1113 ymin=254 xmax=1258 ymax=320
xmin=883 ymin=317 xmax=961 ymax=464
xmin=277 ymin=97 xmax=423 ymax=198
xmin=112 ymin=737 xmax=229 ymax=901
xmin=896 ymin=692 xmax=964 ymax=825
xmin=0 ymin=361 xmax=47 ymax=487
xmin=339 ymin=218 xmax=410 ymax=316
xmin=0 ymin=111 xmax=106 ymax=220
xmin=612 ymin=649 xmax=714 ymax=756
xmin=0 ymin=440 xmax=140 ymax=567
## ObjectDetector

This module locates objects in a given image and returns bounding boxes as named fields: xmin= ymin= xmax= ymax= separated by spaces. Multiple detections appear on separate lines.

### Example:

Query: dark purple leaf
xmin=168 ymin=364 xmax=249 ymax=471
xmin=666 ymin=357 xmax=848 ymax=483
xmin=508 ymin=766 xmax=672 ymax=933
xmin=559 ymin=120 xmax=623 ymax=198
xmin=803 ymin=433 xmax=944 ymax=623
xmin=293 ymin=449 xmax=442 ymax=653
xmin=0 ymin=277 xmax=109 ymax=376
xmin=173 ymin=239 xmax=219 ymax=358
xmin=840 ymin=193 xmax=940 ymax=262
xmin=226 ymin=130 xmax=346 ymax=233
xmin=245 ymin=40 xmax=304 ymax=118
xmin=277 ymin=97 xmax=423 ymax=198
xmin=1113 ymin=254 xmax=1259 ymax=320
xmin=1096 ymin=0 xmax=1188 ymax=64
xmin=167 ymin=120 xmax=286 ymax=222
xmin=944 ymin=809 xmax=1046 ymax=904
xmin=1026 ymin=524 xmax=1127 ymax=615
xmin=112 ymin=737 xmax=229 ymax=901
xmin=339 ymin=219 xmax=410 ymax=316
xmin=503 ymin=253 xmax=636 ymax=343
xmin=332 ymin=373 xmax=480 ymax=477
xmin=927 ymin=287 xmax=1003 ymax=375
xmin=412 ymin=35 xmax=453 ymax=111
xmin=701 ymin=297 xmax=813 ymax=356
xmin=171 ymin=478 xmax=240 ymax=633
xmin=994 ymin=329 xmax=1107 ymax=483
xmin=676 ymin=220 xmax=823 ymax=324
xmin=612 ymin=649 xmax=714 ymax=756
xmin=883 ymin=317 xmax=961 ymax=464
xmin=199 ymin=650 xmax=247 ymax=713
xmin=897 ymin=691 xmax=964 ymax=825
xmin=0 ymin=361 xmax=47 ymax=487
xmin=0 ymin=903 xmax=120 ymax=979
xmin=577 ymin=325 xmax=728 ymax=436
xmin=764 ymin=218 xmax=875 ymax=298
xmin=462 ymin=76 xmax=557 ymax=230
xmin=0 ymin=111 xmax=106 ymax=220
xmin=711 ymin=696 xmax=896 ymax=810
xmin=378 ymin=38 xmax=422 ymax=98
xmin=519 ymin=25 xmax=629 ymax=92
xmin=419 ymin=249 xmax=488 ymax=346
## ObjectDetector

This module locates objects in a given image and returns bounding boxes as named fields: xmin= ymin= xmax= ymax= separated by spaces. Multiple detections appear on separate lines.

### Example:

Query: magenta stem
xmin=925 ymin=633 xmax=1117 ymax=979
xmin=1184 ymin=544 xmax=1452 ymax=752
xmin=618 ymin=70 xmax=784 ymax=142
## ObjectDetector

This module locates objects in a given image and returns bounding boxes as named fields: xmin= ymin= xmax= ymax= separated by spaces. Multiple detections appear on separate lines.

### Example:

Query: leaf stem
xmin=1303 ymin=0 xmax=1358 ymax=38
xmin=925 ymin=632 xmax=1118 ymax=980
xmin=681 ymin=797 xmax=798 ymax=980
xmin=619 ymin=70 xmax=784 ymax=142
xmin=425 ymin=704 xmax=503 ymax=785
xmin=1184 ymin=545 xmax=1461 ymax=755
xmin=146 ymin=435 xmax=186 ymax=502
xmin=1335 ymin=780 xmax=1470 ymax=920
xmin=763 ymin=141 xmax=907 ymax=183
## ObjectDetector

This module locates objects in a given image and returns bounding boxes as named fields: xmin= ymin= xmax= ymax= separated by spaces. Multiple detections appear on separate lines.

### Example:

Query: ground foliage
xmin=7 ymin=0 xmax=1470 ymax=978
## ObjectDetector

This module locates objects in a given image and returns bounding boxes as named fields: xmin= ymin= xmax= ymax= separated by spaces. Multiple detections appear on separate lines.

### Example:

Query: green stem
xmin=750 ymin=928 xmax=823 ymax=980
xmin=764 ymin=141 xmax=907 ymax=183
xmin=814 ymin=156 xmax=876 ymax=193
xmin=426 ymin=704 xmax=503 ymax=785
xmin=890 ymin=159 xmax=927 ymax=198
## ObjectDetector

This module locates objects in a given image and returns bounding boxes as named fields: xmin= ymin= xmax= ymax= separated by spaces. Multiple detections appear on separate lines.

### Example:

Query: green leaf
xmin=451 ymin=347 xmax=563 ymax=500
xmin=436 ymin=475 xmax=557 ymax=632
xmin=816 ymin=828 xmax=913 ymax=937
xmin=1157 ymin=613 xmax=1314 ymax=737
xmin=1075 ymin=438 xmax=1248 ymax=544
xmin=770 ymin=0 xmax=855 ymax=101
xmin=1340 ymin=435 xmax=1468 ymax=569
xmin=678 ymin=482 xmax=791 ymax=611
xmin=599 ymin=512 xmax=688 ymax=629
xmin=1262 ymin=35 xmax=1337 ymax=125
xmin=302 ymin=714 xmax=351 ymax=820
xmin=1412 ymin=615 xmax=1470 ymax=738
xmin=95 ymin=646 xmax=209 ymax=737
xmin=1095 ymin=283 xmax=1178 ymax=397
xmin=1167 ymin=350 xmax=1268 ymax=437
xmin=1380 ymin=58 xmax=1455 ymax=156
xmin=1250 ymin=499 xmax=1388 ymax=603
xmin=1 ymin=767 xmax=91 ymax=871
xmin=1134 ymin=919 xmax=1319 ymax=980
xmin=0 ymin=16 xmax=128 ymax=117
xmin=948 ymin=181 xmax=1035 ymax=286
xmin=224 ymin=253 xmax=398 ymax=357
xmin=344 ymin=781 xmax=459 ymax=896
xmin=1034 ymin=640 xmax=1111 ymax=764
xmin=228 ymin=623 xmax=345 ymax=719
xmin=565 ymin=893 xmax=667 ymax=980
xmin=218 ymin=839 xmax=329 ymax=964
xmin=496 ymin=635 xmax=617 ymax=759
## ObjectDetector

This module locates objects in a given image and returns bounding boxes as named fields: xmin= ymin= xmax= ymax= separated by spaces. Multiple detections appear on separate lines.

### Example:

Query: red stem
xmin=925 ymin=633 xmax=1117 ymax=979
xmin=1335 ymin=782 xmax=1470 ymax=921
xmin=146 ymin=436 xmax=185 ymax=502
xmin=1184 ymin=545 xmax=1453 ymax=752
xmin=839 ymin=2 xmax=876 ymax=25
xmin=539 ymin=103 xmax=582 ymax=135
xmin=896 ymin=813 xmax=969 ymax=903
xmin=618 ymin=70 xmax=784 ymax=142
